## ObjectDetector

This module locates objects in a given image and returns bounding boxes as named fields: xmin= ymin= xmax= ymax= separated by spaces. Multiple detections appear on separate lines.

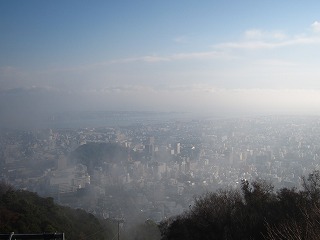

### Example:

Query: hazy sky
xmin=2 ymin=0 xmax=320 ymax=126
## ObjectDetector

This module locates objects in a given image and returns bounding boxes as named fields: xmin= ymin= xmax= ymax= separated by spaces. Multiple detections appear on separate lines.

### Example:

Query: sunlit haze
xmin=2 ymin=1 xmax=320 ymax=127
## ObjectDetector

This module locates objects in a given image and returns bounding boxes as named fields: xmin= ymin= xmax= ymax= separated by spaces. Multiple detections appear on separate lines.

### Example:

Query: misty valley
xmin=1 ymin=114 xmax=320 ymax=227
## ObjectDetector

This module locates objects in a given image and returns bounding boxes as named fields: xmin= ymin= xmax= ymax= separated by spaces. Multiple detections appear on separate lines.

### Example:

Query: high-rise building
xmin=176 ymin=143 xmax=181 ymax=154
xmin=145 ymin=136 xmax=155 ymax=159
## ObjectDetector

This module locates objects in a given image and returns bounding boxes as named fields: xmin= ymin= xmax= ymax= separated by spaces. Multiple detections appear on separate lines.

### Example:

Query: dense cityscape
xmin=1 ymin=113 xmax=320 ymax=225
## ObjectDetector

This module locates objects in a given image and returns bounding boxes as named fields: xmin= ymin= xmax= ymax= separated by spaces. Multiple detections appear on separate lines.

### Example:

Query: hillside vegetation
xmin=160 ymin=170 xmax=320 ymax=240
xmin=0 ymin=183 xmax=114 ymax=240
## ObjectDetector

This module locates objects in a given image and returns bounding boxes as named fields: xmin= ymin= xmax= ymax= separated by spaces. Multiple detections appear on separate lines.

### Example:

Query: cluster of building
xmin=1 ymin=115 xmax=320 ymax=223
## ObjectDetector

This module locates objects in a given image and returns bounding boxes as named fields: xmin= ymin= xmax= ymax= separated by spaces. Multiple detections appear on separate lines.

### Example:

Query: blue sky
xmin=1 ymin=0 xmax=320 ymax=126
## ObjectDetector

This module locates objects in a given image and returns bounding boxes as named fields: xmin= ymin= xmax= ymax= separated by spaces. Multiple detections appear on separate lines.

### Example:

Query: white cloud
xmin=216 ymin=35 xmax=320 ymax=50
xmin=244 ymin=29 xmax=286 ymax=40
xmin=215 ymin=23 xmax=320 ymax=51
xmin=41 ymin=21 xmax=320 ymax=86
xmin=113 ymin=24 xmax=320 ymax=62
xmin=311 ymin=21 xmax=320 ymax=33
xmin=170 ymin=51 xmax=229 ymax=60
xmin=216 ymin=41 xmax=275 ymax=50
xmin=109 ymin=55 xmax=170 ymax=64
xmin=102 ymin=50 xmax=232 ymax=65
xmin=272 ymin=31 xmax=287 ymax=40
xmin=244 ymin=29 xmax=264 ymax=39
xmin=254 ymin=59 xmax=298 ymax=67
xmin=173 ymin=36 xmax=187 ymax=43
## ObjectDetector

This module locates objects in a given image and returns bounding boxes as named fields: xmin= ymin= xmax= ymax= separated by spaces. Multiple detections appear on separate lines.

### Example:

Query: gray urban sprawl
xmin=1 ymin=115 xmax=319 ymax=224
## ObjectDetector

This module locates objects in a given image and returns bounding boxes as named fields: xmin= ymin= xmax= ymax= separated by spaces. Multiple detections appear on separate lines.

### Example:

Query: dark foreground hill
xmin=0 ymin=183 xmax=114 ymax=240
xmin=160 ymin=170 xmax=320 ymax=240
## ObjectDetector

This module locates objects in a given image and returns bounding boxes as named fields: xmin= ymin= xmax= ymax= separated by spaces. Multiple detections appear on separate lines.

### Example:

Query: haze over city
xmin=5 ymin=2 xmax=320 ymax=239
xmin=2 ymin=0 xmax=320 ymax=128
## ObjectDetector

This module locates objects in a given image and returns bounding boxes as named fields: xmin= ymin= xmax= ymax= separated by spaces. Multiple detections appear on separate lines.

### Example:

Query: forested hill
xmin=0 ymin=183 xmax=114 ymax=240
xmin=160 ymin=171 xmax=320 ymax=240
